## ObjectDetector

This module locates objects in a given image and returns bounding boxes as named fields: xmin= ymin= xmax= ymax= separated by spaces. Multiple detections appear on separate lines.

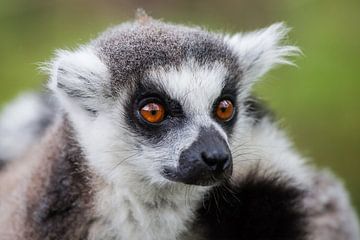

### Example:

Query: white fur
xmin=224 ymin=22 xmax=301 ymax=92
xmin=47 ymin=46 xmax=111 ymax=116
xmin=230 ymin=116 xmax=311 ymax=187
xmin=148 ymin=59 xmax=227 ymax=117
xmin=222 ymin=23 xmax=308 ymax=187
xmin=0 ymin=93 xmax=53 ymax=161
xmin=89 ymin=180 xmax=208 ymax=240
xmin=148 ymin=59 xmax=230 ymax=139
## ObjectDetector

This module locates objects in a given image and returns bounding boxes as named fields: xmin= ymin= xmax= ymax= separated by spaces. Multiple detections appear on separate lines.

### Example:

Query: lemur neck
xmin=91 ymin=175 xmax=209 ymax=240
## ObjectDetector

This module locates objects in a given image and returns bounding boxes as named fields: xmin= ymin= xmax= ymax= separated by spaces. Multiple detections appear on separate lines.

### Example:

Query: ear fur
xmin=45 ymin=47 xmax=111 ymax=115
xmin=224 ymin=22 xmax=301 ymax=86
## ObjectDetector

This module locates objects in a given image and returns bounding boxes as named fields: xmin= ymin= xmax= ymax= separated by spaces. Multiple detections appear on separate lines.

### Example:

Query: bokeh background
xmin=0 ymin=0 xmax=359 ymax=213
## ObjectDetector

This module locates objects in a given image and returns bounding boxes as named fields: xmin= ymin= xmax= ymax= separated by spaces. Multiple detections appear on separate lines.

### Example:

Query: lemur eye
xmin=140 ymin=103 xmax=166 ymax=124
xmin=215 ymin=99 xmax=234 ymax=122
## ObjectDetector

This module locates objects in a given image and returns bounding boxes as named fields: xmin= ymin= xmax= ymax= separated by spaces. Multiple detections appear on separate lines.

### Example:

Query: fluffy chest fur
xmin=89 ymin=179 xmax=207 ymax=240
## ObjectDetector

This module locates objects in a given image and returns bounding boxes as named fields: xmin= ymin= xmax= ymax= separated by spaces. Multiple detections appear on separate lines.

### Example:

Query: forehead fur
xmin=91 ymin=18 xmax=239 ymax=92
xmin=148 ymin=60 xmax=228 ymax=115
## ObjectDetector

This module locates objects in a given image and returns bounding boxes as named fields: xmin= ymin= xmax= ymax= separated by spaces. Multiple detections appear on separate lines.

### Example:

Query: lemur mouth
xmin=162 ymin=164 xmax=233 ymax=186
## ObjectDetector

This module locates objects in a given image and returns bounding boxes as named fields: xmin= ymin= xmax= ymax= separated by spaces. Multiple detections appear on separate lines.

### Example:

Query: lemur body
xmin=0 ymin=12 xmax=359 ymax=240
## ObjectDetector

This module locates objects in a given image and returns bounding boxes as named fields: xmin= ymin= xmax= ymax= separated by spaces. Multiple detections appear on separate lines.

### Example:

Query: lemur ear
xmin=46 ymin=47 xmax=111 ymax=115
xmin=224 ymin=22 xmax=301 ymax=86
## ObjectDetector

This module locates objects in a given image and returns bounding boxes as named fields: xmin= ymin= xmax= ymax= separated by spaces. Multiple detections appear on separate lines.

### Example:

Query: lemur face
xmin=48 ymin=17 xmax=299 ymax=187
xmin=123 ymin=59 xmax=238 ymax=185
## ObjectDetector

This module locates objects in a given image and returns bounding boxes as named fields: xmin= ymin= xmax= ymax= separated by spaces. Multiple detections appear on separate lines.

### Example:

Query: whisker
xmin=110 ymin=152 xmax=142 ymax=173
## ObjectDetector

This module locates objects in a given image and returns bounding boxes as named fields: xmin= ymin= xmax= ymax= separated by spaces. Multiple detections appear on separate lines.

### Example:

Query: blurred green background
xmin=0 ymin=0 xmax=359 ymax=213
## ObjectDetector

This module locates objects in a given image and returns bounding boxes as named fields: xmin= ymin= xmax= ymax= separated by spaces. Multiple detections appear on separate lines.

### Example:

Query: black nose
xmin=201 ymin=151 xmax=230 ymax=173
xmin=162 ymin=127 xmax=233 ymax=186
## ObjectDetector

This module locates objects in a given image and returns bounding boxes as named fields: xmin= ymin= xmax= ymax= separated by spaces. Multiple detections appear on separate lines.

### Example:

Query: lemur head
xmin=48 ymin=12 xmax=299 ymax=187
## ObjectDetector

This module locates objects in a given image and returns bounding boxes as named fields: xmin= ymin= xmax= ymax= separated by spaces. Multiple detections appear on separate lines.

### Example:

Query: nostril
xmin=201 ymin=152 xmax=217 ymax=167
xmin=201 ymin=151 xmax=229 ymax=171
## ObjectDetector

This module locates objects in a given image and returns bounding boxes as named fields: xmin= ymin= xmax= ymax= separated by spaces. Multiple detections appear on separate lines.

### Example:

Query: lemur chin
xmin=0 ymin=10 xmax=359 ymax=240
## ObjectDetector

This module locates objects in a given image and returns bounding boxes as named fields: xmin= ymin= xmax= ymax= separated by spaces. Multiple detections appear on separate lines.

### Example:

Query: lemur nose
xmin=162 ymin=126 xmax=233 ymax=186
xmin=201 ymin=151 xmax=231 ymax=173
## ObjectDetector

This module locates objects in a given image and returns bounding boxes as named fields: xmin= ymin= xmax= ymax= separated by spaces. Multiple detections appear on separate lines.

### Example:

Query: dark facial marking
xmin=244 ymin=96 xmax=273 ymax=124
xmin=124 ymin=81 xmax=186 ymax=144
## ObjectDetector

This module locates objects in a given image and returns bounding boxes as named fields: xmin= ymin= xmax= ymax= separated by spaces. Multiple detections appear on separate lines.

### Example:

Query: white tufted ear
xmin=45 ymin=46 xmax=111 ymax=115
xmin=224 ymin=22 xmax=301 ymax=87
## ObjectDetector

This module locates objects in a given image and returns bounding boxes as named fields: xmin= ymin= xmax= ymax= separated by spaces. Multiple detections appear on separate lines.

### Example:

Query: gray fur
xmin=92 ymin=16 xmax=240 ymax=93
xmin=24 ymin=118 xmax=95 ymax=240
xmin=0 ymin=92 xmax=56 ymax=163
xmin=304 ymin=170 xmax=360 ymax=240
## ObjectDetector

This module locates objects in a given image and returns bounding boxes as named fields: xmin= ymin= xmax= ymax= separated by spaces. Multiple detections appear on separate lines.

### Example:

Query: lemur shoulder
xmin=0 ymin=11 xmax=359 ymax=240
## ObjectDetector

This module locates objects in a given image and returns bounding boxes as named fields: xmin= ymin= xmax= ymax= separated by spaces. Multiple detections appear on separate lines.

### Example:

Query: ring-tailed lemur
xmin=0 ymin=11 xmax=359 ymax=240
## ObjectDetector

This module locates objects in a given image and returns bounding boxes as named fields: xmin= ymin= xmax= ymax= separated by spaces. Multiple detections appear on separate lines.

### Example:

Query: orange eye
xmin=140 ymin=102 xmax=166 ymax=124
xmin=215 ymin=99 xmax=234 ymax=121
